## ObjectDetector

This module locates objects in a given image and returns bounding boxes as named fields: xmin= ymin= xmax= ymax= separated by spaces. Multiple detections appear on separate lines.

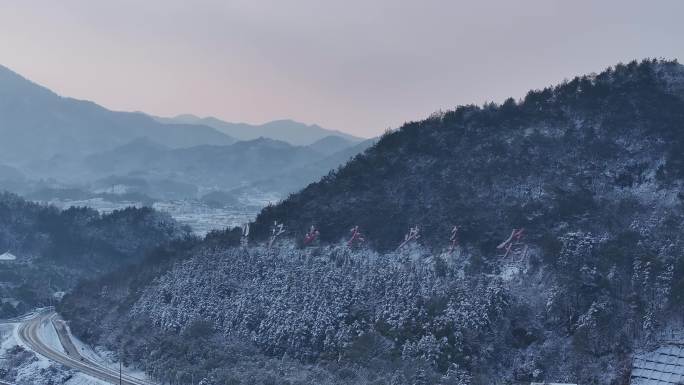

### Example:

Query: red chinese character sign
xmin=496 ymin=228 xmax=528 ymax=259
xmin=240 ymin=223 xmax=249 ymax=247
xmin=397 ymin=225 xmax=420 ymax=251
xmin=448 ymin=225 xmax=460 ymax=255
xmin=347 ymin=226 xmax=365 ymax=248
xmin=268 ymin=221 xmax=285 ymax=249
xmin=303 ymin=225 xmax=320 ymax=246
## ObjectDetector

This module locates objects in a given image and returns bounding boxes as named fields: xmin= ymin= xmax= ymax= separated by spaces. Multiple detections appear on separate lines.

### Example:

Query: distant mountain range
xmin=82 ymin=136 xmax=376 ymax=198
xmin=154 ymin=114 xmax=363 ymax=146
xmin=87 ymin=137 xmax=319 ymax=188
xmin=15 ymin=134 xmax=374 ymax=202
xmin=306 ymin=135 xmax=357 ymax=155
xmin=226 ymin=137 xmax=377 ymax=196
xmin=0 ymin=64 xmax=371 ymax=202
xmin=0 ymin=65 xmax=234 ymax=165
xmin=14 ymin=134 xmax=374 ymax=202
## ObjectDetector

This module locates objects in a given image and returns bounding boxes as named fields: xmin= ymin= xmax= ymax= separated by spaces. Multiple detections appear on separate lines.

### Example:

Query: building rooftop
xmin=0 ymin=251 xmax=16 ymax=261
xmin=632 ymin=344 xmax=684 ymax=385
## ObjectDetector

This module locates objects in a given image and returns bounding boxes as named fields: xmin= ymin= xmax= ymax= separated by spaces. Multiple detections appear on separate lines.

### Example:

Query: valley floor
xmin=44 ymin=197 xmax=272 ymax=236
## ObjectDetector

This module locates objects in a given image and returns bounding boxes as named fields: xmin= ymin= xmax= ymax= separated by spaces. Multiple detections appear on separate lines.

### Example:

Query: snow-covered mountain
xmin=252 ymin=59 xmax=684 ymax=250
xmin=59 ymin=59 xmax=684 ymax=385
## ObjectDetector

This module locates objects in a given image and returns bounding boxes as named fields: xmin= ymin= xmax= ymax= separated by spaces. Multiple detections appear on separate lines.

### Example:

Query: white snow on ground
xmin=66 ymin=372 xmax=110 ymax=385
xmin=500 ymin=265 xmax=520 ymax=281
xmin=0 ymin=316 xmax=107 ymax=385
xmin=37 ymin=316 xmax=65 ymax=354
xmin=65 ymin=322 xmax=151 ymax=380
xmin=7 ymin=321 xmax=53 ymax=383
xmin=0 ymin=323 xmax=18 ymax=356
xmin=8 ymin=308 xmax=43 ymax=323
xmin=11 ymin=321 xmax=41 ymax=362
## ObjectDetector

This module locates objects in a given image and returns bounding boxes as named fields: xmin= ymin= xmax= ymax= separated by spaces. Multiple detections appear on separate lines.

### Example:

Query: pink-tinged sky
xmin=1 ymin=0 xmax=683 ymax=137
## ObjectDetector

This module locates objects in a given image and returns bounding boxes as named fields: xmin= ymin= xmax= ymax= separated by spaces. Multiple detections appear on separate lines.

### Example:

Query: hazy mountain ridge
xmin=0 ymin=65 xmax=369 ymax=204
xmin=155 ymin=114 xmax=364 ymax=145
xmin=0 ymin=65 xmax=234 ymax=165
xmin=307 ymin=135 xmax=357 ymax=155
xmin=83 ymin=137 xmax=344 ymax=193
xmin=227 ymin=137 xmax=378 ymax=196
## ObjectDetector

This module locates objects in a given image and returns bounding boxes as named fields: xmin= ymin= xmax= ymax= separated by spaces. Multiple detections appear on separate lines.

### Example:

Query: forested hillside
xmin=0 ymin=192 xmax=190 ymax=315
xmin=252 ymin=59 xmax=684 ymax=251
xmin=60 ymin=59 xmax=684 ymax=385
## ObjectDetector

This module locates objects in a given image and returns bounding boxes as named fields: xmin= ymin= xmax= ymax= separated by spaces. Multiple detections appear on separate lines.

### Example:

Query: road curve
xmin=17 ymin=310 xmax=155 ymax=385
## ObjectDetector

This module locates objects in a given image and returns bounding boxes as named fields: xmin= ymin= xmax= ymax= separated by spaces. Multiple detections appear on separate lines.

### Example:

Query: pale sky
xmin=1 ymin=0 xmax=683 ymax=137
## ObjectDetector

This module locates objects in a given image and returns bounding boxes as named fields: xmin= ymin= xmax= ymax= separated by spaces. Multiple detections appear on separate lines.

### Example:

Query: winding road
xmin=16 ymin=310 xmax=155 ymax=385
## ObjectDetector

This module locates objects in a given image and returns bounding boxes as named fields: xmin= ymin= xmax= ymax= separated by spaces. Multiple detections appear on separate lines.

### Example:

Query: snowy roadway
xmin=15 ymin=309 xmax=156 ymax=385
